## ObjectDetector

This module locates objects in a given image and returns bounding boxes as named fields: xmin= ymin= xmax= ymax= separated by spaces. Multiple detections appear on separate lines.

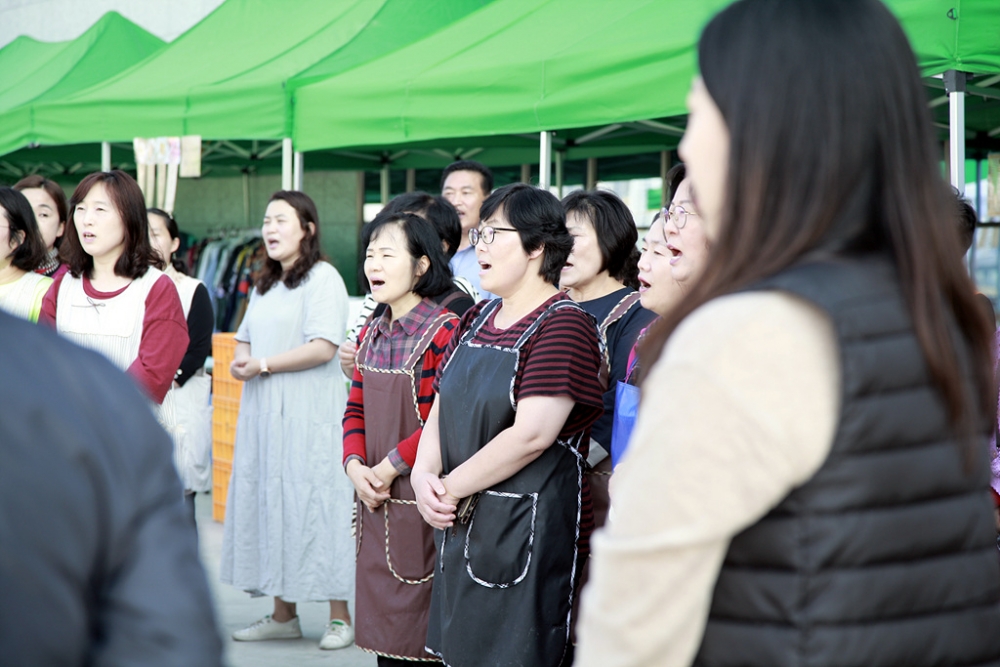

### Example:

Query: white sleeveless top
xmin=55 ymin=268 xmax=163 ymax=372
xmin=0 ymin=271 xmax=52 ymax=322
xmin=164 ymin=265 xmax=203 ymax=319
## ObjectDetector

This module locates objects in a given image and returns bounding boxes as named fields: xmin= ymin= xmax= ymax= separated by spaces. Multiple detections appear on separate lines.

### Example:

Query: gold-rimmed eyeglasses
xmin=658 ymin=204 xmax=698 ymax=231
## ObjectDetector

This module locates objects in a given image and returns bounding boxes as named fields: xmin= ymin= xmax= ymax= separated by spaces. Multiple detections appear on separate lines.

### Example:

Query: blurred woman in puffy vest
xmin=578 ymin=1 xmax=1000 ymax=666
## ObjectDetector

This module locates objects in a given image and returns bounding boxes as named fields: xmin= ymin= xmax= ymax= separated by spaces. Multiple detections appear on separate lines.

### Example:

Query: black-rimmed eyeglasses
xmin=469 ymin=226 xmax=518 ymax=246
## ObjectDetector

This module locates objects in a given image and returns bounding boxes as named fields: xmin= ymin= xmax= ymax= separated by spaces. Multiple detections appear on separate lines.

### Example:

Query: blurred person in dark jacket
xmin=0 ymin=309 xmax=223 ymax=666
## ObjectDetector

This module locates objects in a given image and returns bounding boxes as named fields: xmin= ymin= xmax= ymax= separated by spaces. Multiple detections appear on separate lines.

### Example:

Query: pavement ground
xmin=195 ymin=493 xmax=377 ymax=667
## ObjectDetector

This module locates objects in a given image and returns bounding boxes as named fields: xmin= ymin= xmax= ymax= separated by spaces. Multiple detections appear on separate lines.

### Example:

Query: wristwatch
xmin=259 ymin=358 xmax=271 ymax=378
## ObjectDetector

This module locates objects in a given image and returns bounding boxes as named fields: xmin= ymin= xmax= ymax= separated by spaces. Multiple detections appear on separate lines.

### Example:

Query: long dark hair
xmin=562 ymin=189 xmax=641 ymax=289
xmin=147 ymin=208 xmax=188 ymax=274
xmin=255 ymin=190 xmax=324 ymax=295
xmin=0 ymin=187 xmax=47 ymax=271
xmin=62 ymin=170 xmax=161 ymax=279
xmin=640 ymin=0 xmax=994 ymax=450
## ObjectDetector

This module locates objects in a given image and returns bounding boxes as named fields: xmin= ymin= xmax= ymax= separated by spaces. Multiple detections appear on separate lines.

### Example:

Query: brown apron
xmin=354 ymin=310 xmax=453 ymax=662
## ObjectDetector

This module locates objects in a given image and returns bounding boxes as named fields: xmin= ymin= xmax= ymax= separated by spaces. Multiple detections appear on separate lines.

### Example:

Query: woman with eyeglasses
xmin=637 ymin=164 xmax=708 ymax=320
xmin=611 ymin=164 xmax=710 ymax=466
xmin=578 ymin=1 xmax=1000 ymax=665
xmin=412 ymin=183 xmax=605 ymax=666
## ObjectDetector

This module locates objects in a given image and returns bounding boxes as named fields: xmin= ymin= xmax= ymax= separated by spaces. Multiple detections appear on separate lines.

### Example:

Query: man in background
xmin=441 ymin=159 xmax=494 ymax=300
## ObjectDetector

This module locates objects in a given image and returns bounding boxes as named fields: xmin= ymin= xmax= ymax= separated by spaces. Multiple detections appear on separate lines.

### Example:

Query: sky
xmin=0 ymin=0 xmax=224 ymax=48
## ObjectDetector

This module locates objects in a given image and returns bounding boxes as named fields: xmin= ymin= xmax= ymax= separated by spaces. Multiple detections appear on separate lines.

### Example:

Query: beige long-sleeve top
xmin=575 ymin=291 xmax=841 ymax=667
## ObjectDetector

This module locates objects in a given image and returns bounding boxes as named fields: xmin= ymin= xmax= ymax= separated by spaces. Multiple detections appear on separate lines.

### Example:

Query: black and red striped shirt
xmin=435 ymin=292 xmax=606 ymax=554
xmin=434 ymin=292 xmax=605 ymax=442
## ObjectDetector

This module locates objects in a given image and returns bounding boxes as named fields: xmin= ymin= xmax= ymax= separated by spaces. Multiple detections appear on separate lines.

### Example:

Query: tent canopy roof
xmin=289 ymin=0 xmax=1000 ymax=153
xmin=0 ymin=12 xmax=164 ymax=113
xmin=5 ymin=0 xmax=492 ymax=155
xmin=1 ymin=0 xmax=998 ymax=180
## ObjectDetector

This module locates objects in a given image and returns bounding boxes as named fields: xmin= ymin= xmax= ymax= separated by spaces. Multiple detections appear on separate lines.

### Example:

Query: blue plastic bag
xmin=611 ymin=380 xmax=640 ymax=468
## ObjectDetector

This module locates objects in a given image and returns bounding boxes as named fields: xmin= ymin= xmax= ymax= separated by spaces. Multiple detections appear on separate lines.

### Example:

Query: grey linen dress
xmin=221 ymin=262 xmax=355 ymax=602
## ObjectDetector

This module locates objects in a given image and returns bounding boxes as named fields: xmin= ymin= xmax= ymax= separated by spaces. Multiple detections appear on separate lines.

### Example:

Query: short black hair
xmin=563 ymin=189 xmax=641 ymax=290
xmin=653 ymin=163 xmax=687 ymax=223
xmin=0 ymin=187 xmax=47 ymax=272
xmin=954 ymin=188 xmax=977 ymax=254
xmin=361 ymin=211 xmax=453 ymax=298
xmin=441 ymin=160 xmax=493 ymax=195
xmin=384 ymin=192 xmax=462 ymax=259
xmin=480 ymin=183 xmax=572 ymax=287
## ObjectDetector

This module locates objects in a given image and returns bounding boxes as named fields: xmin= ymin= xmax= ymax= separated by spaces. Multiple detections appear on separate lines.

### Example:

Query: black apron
xmin=426 ymin=299 xmax=588 ymax=667
xmin=355 ymin=310 xmax=453 ymax=662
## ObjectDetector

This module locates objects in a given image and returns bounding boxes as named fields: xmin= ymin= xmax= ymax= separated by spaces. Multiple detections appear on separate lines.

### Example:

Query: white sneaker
xmin=318 ymin=619 xmax=354 ymax=650
xmin=232 ymin=615 xmax=303 ymax=641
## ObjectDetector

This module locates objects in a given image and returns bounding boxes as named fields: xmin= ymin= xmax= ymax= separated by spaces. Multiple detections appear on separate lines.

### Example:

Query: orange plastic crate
xmin=213 ymin=438 xmax=234 ymax=466
xmin=212 ymin=395 xmax=241 ymax=450
xmin=212 ymin=459 xmax=232 ymax=523
xmin=214 ymin=376 xmax=243 ymax=401
xmin=211 ymin=333 xmax=242 ymax=523
xmin=212 ymin=333 xmax=243 ymax=402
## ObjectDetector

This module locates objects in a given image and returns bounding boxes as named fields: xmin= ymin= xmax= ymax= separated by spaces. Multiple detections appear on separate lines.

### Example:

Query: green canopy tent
xmin=0 ymin=36 xmax=72 ymax=102
xmin=0 ymin=12 xmax=165 ymax=179
xmin=2 ymin=0 xmax=998 ymax=200
xmin=0 ymin=0 xmax=494 ymax=179
xmin=288 ymin=0 xmax=1000 ymax=193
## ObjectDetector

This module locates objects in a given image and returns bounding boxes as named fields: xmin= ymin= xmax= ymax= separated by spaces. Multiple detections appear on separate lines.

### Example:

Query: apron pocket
xmin=465 ymin=491 xmax=537 ymax=588
xmin=385 ymin=500 xmax=435 ymax=583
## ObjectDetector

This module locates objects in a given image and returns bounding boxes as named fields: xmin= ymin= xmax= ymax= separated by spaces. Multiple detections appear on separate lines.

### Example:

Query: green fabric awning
xmin=1 ymin=0 xmax=493 ymax=158
xmin=0 ymin=36 xmax=71 ymax=103
xmin=1 ymin=0 xmax=998 ymax=179
xmin=289 ymin=0 xmax=1000 ymax=153
xmin=0 ymin=13 xmax=164 ymax=155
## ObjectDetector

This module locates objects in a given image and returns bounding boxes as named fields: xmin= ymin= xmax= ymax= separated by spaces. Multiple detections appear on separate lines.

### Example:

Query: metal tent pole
xmin=101 ymin=142 xmax=111 ymax=172
xmin=380 ymin=164 xmax=390 ymax=205
xmin=660 ymin=150 xmax=671 ymax=207
xmin=293 ymin=151 xmax=304 ymax=191
xmin=281 ymin=138 xmax=293 ymax=190
xmin=586 ymin=158 xmax=597 ymax=190
xmin=555 ymin=151 xmax=565 ymax=198
xmin=944 ymin=70 xmax=966 ymax=190
xmin=539 ymin=131 xmax=552 ymax=190
xmin=406 ymin=168 xmax=416 ymax=193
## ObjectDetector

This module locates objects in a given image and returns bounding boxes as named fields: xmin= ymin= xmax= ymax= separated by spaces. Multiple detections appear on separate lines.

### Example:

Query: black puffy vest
xmin=694 ymin=256 xmax=1000 ymax=667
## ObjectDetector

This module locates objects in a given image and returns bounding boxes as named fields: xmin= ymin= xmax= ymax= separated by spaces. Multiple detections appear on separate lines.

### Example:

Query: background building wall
xmin=173 ymin=170 xmax=362 ymax=294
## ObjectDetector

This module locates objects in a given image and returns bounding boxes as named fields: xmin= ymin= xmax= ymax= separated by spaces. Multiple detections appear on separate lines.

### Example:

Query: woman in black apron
xmin=412 ymin=184 xmax=605 ymax=667
xmin=559 ymin=190 xmax=656 ymax=638
xmin=343 ymin=211 xmax=458 ymax=666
